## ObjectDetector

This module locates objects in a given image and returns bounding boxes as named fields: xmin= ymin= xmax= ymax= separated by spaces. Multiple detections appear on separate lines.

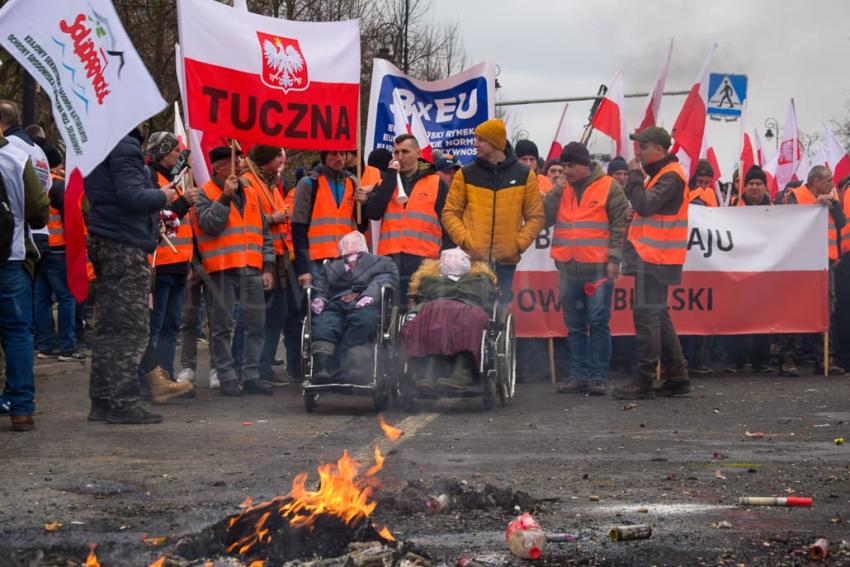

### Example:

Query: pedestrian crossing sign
xmin=707 ymin=73 xmax=748 ymax=119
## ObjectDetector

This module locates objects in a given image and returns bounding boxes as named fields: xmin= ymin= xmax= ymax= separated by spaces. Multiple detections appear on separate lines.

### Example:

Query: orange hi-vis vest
xmin=194 ymin=180 xmax=264 ymax=273
xmin=628 ymin=161 xmax=690 ymax=265
xmin=47 ymin=173 xmax=65 ymax=248
xmin=841 ymin=191 xmax=850 ymax=255
xmin=282 ymin=187 xmax=295 ymax=260
xmin=361 ymin=164 xmax=382 ymax=187
xmin=378 ymin=174 xmax=442 ymax=258
xmin=308 ymin=175 xmax=356 ymax=260
xmin=688 ymin=187 xmax=718 ymax=207
xmin=792 ymin=185 xmax=839 ymax=261
xmin=152 ymin=171 xmax=193 ymax=266
xmin=537 ymin=174 xmax=553 ymax=194
xmin=551 ymin=175 xmax=613 ymax=263
xmin=242 ymin=170 xmax=288 ymax=257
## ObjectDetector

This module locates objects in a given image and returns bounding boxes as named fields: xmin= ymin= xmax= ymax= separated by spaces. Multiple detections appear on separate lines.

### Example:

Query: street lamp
xmin=764 ymin=117 xmax=779 ymax=149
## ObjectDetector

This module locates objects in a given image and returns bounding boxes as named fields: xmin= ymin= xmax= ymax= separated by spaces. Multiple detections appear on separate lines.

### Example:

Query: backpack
xmin=0 ymin=174 xmax=13 ymax=266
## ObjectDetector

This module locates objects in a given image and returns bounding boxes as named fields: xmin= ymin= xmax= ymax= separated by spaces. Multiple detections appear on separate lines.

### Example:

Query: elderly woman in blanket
xmin=400 ymin=248 xmax=498 ymax=390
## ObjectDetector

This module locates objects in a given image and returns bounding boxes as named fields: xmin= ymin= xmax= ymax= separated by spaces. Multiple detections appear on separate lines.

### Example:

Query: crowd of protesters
xmin=1 ymin=101 xmax=847 ymax=430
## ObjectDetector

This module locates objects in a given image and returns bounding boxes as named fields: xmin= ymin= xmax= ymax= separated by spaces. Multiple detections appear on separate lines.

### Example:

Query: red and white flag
xmin=547 ymin=103 xmax=574 ymax=161
xmin=824 ymin=124 xmax=850 ymax=184
xmin=739 ymin=132 xmax=755 ymax=184
xmin=391 ymin=88 xmax=433 ymax=163
xmin=812 ymin=144 xmax=828 ymax=170
xmin=590 ymin=71 xmax=631 ymax=160
xmin=753 ymin=129 xmax=765 ymax=167
xmin=177 ymin=0 xmax=360 ymax=150
xmin=762 ymin=150 xmax=781 ymax=199
xmin=672 ymin=44 xmax=717 ymax=176
xmin=636 ymin=38 xmax=673 ymax=135
xmin=174 ymin=101 xmax=188 ymax=150
xmin=775 ymin=99 xmax=802 ymax=191
xmin=698 ymin=121 xmax=721 ymax=189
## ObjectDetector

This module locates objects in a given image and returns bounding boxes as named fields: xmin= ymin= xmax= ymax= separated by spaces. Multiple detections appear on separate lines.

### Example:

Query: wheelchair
xmin=396 ymin=297 xmax=516 ymax=411
xmin=300 ymin=283 xmax=399 ymax=412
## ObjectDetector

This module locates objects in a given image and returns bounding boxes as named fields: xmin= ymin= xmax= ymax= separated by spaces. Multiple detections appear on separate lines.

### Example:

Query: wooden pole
xmin=548 ymin=337 xmax=556 ymax=385
xmin=230 ymin=139 xmax=236 ymax=177
xmin=824 ymin=331 xmax=829 ymax=377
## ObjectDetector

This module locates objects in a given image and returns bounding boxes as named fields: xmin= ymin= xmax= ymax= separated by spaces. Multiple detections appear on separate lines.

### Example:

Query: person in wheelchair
xmin=309 ymin=231 xmax=399 ymax=384
xmin=400 ymin=248 xmax=498 ymax=390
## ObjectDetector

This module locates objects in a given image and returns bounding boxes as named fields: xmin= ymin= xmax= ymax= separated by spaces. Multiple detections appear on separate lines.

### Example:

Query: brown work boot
xmin=779 ymin=356 xmax=799 ymax=377
xmin=654 ymin=379 xmax=692 ymax=397
xmin=557 ymin=379 xmax=589 ymax=394
xmin=611 ymin=382 xmax=655 ymax=400
xmin=11 ymin=415 xmax=34 ymax=431
xmin=147 ymin=367 xmax=194 ymax=404
xmin=587 ymin=379 xmax=608 ymax=396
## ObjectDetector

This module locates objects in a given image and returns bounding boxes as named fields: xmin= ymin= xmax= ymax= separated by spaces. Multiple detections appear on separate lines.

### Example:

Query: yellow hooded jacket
xmin=441 ymin=155 xmax=545 ymax=265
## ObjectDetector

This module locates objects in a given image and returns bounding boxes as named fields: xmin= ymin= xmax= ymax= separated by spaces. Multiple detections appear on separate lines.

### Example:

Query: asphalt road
xmin=1 ymin=348 xmax=849 ymax=566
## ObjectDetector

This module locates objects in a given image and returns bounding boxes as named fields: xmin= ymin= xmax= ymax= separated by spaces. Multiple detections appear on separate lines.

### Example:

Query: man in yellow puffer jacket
xmin=441 ymin=118 xmax=545 ymax=302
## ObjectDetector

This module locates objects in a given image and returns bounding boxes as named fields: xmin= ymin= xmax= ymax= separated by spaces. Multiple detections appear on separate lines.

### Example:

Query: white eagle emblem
xmin=258 ymin=33 xmax=309 ymax=93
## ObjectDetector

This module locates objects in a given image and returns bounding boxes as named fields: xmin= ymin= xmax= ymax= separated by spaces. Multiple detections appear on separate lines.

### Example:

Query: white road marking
xmin=353 ymin=412 xmax=441 ymax=463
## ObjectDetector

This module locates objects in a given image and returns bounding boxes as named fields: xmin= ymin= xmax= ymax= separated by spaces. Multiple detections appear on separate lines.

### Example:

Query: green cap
xmin=629 ymin=126 xmax=672 ymax=149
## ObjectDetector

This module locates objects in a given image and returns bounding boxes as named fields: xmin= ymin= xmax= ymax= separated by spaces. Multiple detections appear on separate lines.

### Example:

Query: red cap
xmin=786 ymin=496 xmax=813 ymax=507
xmin=528 ymin=546 xmax=542 ymax=560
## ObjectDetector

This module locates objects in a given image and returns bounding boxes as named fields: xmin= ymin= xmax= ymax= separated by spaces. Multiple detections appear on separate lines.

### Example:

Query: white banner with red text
xmin=511 ymin=205 xmax=830 ymax=337
xmin=177 ymin=0 xmax=360 ymax=150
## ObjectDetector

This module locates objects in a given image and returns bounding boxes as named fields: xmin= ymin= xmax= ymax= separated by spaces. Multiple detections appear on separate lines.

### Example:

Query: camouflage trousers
xmin=88 ymin=236 xmax=151 ymax=410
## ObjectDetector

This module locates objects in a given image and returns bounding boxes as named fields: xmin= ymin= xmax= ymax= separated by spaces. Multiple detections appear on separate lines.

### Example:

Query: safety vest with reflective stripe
xmin=538 ymin=174 xmax=553 ymax=194
xmin=47 ymin=173 xmax=65 ymax=248
xmin=841 ymin=192 xmax=850 ymax=255
xmin=688 ymin=187 xmax=718 ymax=207
xmin=792 ymin=185 xmax=839 ymax=261
xmin=193 ymin=180 xmax=264 ymax=273
xmin=628 ymin=161 xmax=689 ymax=265
xmin=378 ymin=174 xmax=442 ymax=258
xmin=282 ymin=187 xmax=295 ymax=260
xmin=241 ymin=170 xmax=288 ymax=257
xmin=308 ymin=175 xmax=356 ymax=260
xmin=551 ymin=175 xmax=613 ymax=263
xmin=152 ymin=171 xmax=194 ymax=266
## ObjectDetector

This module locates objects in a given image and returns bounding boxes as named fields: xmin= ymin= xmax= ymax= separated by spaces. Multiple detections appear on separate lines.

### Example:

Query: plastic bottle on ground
xmin=505 ymin=512 xmax=546 ymax=560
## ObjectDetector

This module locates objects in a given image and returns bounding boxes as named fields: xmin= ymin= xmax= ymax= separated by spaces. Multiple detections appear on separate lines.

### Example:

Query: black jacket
xmin=85 ymin=130 xmax=166 ymax=252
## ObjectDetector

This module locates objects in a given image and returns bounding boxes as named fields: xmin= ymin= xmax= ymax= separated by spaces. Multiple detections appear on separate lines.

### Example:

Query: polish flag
xmin=793 ymin=149 xmax=811 ymax=183
xmin=547 ymin=103 xmax=574 ymax=161
xmin=775 ymin=99 xmax=802 ymax=191
xmin=174 ymin=101 xmax=188 ymax=150
xmin=636 ymin=38 xmax=673 ymax=135
xmin=762 ymin=150 xmax=781 ymax=199
xmin=175 ymin=42 xmax=210 ymax=183
xmin=824 ymin=124 xmax=850 ymax=184
xmin=698 ymin=121 xmax=721 ymax=188
xmin=391 ymin=88 xmax=433 ymax=163
xmin=736 ymin=132 xmax=756 ymax=205
xmin=672 ymin=44 xmax=717 ymax=176
xmin=753 ymin=129 xmax=765 ymax=167
xmin=590 ymin=71 xmax=631 ymax=160
xmin=177 ymin=0 xmax=360 ymax=150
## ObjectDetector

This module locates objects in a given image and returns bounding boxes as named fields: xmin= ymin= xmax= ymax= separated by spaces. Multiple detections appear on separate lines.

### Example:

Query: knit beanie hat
xmin=248 ymin=145 xmax=282 ymax=167
xmin=560 ymin=142 xmax=591 ymax=166
xmin=515 ymin=139 xmax=540 ymax=160
xmin=607 ymin=156 xmax=628 ymax=175
xmin=694 ymin=159 xmax=715 ymax=179
xmin=745 ymin=165 xmax=767 ymax=184
xmin=146 ymin=132 xmax=179 ymax=163
xmin=474 ymin=119 xmax=507 ymax=151
xmin=367 ymin=148 xmax=393 ymax=171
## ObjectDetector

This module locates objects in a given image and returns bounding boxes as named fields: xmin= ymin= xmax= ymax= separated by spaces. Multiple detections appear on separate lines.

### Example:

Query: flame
xmin=365 ymin=445 xmax=384 ymax=477
xmin=85 ymin=544 xmax=101 ymax=567
xmin=148 ymin=558 xmax=166 ymax=567
xmin=249 ymin=562 xmax=265 ymax=567
xmin=378 ymin=413 xmax=402 ymax=441
xmin=377 ymin=525 xmax=395 ymax=541
xmin=226 ymin=449 xmax=389 ymax=555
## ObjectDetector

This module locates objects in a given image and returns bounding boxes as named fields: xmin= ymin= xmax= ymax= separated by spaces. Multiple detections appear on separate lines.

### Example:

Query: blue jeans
xmin=147 ymin=273 xmax=186 ymax=376
xmin=35 ymin=251 xmax=77 ymax=353
xmin=1 ymin=262 xmax=35 ymax=416
xmin=559 ymin=266 xmax=614 ymax=381
xmin=259 ymin=287 xmax=287 ymax=376
xmin=495 ymin=264 xmax=517 ymax=305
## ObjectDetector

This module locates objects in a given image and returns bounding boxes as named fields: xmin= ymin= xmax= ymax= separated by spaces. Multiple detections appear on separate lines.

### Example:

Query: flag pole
xmin=548 ymin=337 xmax=556 ymax=385
xmin=230 ymin=139 xmax=236 ymax=177
xmin=824 ymin=332 xmax=829 ymax=377
xmin=356 ymin=97 xmax=363 ymax=225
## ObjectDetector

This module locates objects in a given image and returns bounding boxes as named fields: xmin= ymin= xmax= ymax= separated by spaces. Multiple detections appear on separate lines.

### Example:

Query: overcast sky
xmin=431 ymin=0 xmax=850 ymax=177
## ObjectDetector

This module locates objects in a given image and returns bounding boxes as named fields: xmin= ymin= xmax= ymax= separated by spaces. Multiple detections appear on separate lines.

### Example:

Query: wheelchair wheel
xmin=497 ymin=312 xmax=516 ymax=403
xmin=303 ymin=390 xmax=318 ymax=412
xmin=300 ymin=319 xmax=312 ymax=382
